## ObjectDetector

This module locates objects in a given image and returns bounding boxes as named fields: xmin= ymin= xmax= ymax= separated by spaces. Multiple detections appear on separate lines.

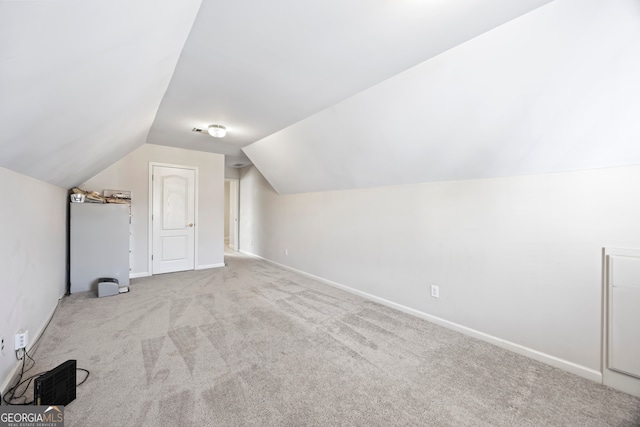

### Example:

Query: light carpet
xmin=18 ymin=252 xmax=640 ymax=426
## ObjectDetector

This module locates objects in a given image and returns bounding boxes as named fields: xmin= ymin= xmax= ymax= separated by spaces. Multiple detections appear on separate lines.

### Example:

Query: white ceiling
xmin=3 ymin=0 xmax=638 ymax=194
xmin=0 ymin=0 xmax=201 ymax=188
xmin=244 ymin=0 xmax=640 ymax=193
xmin=147 ymin=0 xmax=553 ymax=170
xmin=0 ymin=0 xmax=556 ymax=189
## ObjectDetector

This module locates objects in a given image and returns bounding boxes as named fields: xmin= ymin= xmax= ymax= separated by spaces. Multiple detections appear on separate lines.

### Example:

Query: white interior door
xmin=152 ymin=165 xmax=196 ymax=274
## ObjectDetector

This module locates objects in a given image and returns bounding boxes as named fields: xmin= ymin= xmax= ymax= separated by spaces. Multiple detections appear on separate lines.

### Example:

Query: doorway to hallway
xmin=224 ymin=178 xmax=239 ymax=251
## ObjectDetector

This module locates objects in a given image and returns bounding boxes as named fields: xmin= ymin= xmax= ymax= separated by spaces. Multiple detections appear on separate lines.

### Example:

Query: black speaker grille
xmin=34 ymin=360 xmax=77 ymax=406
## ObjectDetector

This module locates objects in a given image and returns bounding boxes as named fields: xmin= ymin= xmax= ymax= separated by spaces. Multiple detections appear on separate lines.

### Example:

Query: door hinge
xmin=151 ymin=255 xmax=154 ymax=260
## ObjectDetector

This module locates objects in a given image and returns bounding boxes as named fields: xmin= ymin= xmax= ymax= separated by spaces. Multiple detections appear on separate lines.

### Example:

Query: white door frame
xmin=225 ymin=178 xmax=240 ymax=251
xmin=148 ymin=162 xmax=199 ymax=275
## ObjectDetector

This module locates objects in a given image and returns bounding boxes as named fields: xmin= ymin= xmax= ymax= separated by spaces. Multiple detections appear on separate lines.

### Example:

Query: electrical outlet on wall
xmin=1 ymin=336 xmax=5 ymax=355
xmin=14 ymin=330 xmax=28 ymax=351
xmin=284 ymin=249 xmax=288 ymax=256
xmin=430 ymin=285 xmax=440 ymax=298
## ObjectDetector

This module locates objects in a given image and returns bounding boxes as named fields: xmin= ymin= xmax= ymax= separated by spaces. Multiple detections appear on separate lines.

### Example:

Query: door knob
xmin=188 ymin=223 xmax=194 ymax=227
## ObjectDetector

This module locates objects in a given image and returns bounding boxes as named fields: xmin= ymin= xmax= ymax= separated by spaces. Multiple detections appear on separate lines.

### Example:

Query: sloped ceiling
xmin=0 ymin=0 xmax=554 ymax=189
xmin=244 ymin=0 xmax=640 ymax=194
xmin=5 ymin=1 xmax=638 ymax=195
xmin=146 ymin=0 xmax=552 ymax=169
xmin=0 ymin=0 xmax=202 ymax=189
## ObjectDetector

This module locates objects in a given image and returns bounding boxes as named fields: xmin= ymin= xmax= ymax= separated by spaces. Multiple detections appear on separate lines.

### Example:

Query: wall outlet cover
xmin=14 ymin=330 xmax=28 ymax=350
xmin=430 ymin=285 xmax=440 ymax=298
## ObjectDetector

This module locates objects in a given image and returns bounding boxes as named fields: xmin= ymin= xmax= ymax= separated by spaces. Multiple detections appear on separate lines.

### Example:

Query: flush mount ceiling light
xmin=207 ymin=124 xmax=226 ymax=138
xmin=192 ymin=124 xmax=227 ymax=138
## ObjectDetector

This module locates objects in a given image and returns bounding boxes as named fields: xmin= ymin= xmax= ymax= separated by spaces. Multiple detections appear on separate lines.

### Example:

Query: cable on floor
xmin=2 ymin=348 xmax=91 ymax=406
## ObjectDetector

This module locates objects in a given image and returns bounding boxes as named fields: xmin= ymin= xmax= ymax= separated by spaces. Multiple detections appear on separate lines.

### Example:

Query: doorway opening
xmin=224 ymin=178 xmax=239 ymax=252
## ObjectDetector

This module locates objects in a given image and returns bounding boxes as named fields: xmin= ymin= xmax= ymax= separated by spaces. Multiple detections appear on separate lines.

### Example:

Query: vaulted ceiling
xmin=0 ymin=0 xmax=200 ymax=188
xmin=2 ymin=0 xmax=639 ymax=193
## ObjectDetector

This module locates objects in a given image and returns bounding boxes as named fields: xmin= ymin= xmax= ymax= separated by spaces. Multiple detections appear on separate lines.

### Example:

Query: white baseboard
xmin=131 ymin=264 xmax=225 ymax=277
xmin=1 ymin=298 xmax=62 ymax=399
xmin=196 ymin=263 xmax=225 ymax=270
xmin=240 ymin=250 xmax=602 ymax=384
xmin=130 ymin=272 xmax=151 ymax=279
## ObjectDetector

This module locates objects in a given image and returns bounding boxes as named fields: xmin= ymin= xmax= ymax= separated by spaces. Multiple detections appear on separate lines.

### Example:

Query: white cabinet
xmin=70 ymin=203 xmax=130 ymax=293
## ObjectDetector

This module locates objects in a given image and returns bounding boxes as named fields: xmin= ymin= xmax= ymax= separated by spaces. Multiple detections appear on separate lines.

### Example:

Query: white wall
xmin=0 ymin=167 xmax=67 ymax=390
xmin=81 ymin=144 xmax=225 ymax=275
xmin=239 ymin=164 xmax=640 ymax=382
xmin=224 ymin=167 xmax=240 ymax=180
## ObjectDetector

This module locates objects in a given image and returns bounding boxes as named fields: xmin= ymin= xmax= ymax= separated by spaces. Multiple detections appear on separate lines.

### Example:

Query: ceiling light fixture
xmin=207 ymin=124 xmax=226 ymax=138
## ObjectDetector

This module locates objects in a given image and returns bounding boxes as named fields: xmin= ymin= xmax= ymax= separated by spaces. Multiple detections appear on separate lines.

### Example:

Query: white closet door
xmin=152 ymin=165 xmax=196 ymax=274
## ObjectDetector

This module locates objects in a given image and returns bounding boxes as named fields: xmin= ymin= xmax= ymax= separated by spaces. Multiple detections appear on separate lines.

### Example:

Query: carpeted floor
xmin=16 ymin=252 xmax=640 ymax=426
